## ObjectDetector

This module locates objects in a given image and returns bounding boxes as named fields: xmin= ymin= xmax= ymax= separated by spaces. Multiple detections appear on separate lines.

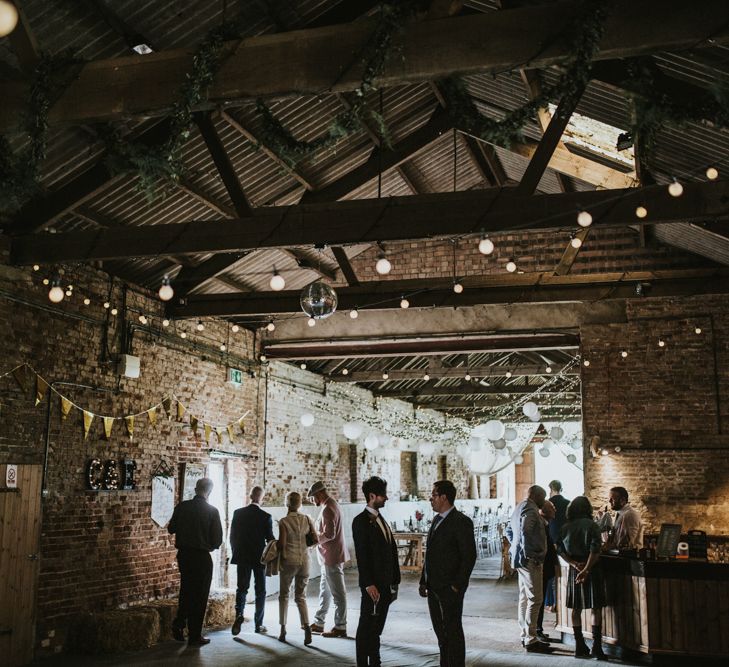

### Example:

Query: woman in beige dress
xmin=278 ymin=491 xmax=317 ymax=644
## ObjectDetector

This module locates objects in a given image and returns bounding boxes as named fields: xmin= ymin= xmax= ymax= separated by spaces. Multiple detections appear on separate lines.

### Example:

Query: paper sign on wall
xmin=5 ymin=464 xmax=17 ymax=488
xmin=151 ymin=475 xmax=175 ymax=527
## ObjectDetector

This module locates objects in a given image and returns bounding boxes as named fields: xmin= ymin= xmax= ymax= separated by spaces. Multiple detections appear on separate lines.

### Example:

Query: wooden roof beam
xmin=14 ymin=179 xmax=729 ymax=264
xmin=4 ymin=0 xmax=726 ymax=131
xmin=327 ymin=364 xmax=579 ymax=382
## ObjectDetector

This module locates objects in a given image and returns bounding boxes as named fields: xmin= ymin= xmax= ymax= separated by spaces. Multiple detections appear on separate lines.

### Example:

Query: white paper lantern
xmin=468 ymin=436 xmax=482 ymax=452
xmin=504 ymin=427 xmax=517 ymax=441
xmin=514 ymin=454 xmax=524 ymax=464
xmin=484 ymin=419 xmax=505 ymax=441
xmin=493 ymin=438 xmax=507 ymax=450
xmin=567 ymin=453 xmax=577 ymax=464
xmin=550 ymin=426 xmax=565 ymax=441
xmin=538 ymin=446 xmax=551 ymax=457
xmin=456 ymin=443 xmax=469 ymax=458
xmin=471 ymin=423 xmax=488 ymax=438
xmin=300 ymin=412 xmax=315 ymax=428
xmin=343 ymin=421 xmax=363 ymax=440
xmin=529 ymin=411 xmax=541 ymax=422
xmin=419 ymin=441 xmax=435 ymax=456
xmin=541 ymin=437 xmax=555 ymax=449
xmin=570 ymin=439 xmax=582 ymax=450
xmin=364 ymin=433 xmax=380 ymax=450
xmin=522 ymin=401 xmax=538 ymax=417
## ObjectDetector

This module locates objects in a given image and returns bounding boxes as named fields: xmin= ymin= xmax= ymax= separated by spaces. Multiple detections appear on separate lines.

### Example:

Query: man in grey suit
xmin=419 ymin=480 xmax=477 ymax=667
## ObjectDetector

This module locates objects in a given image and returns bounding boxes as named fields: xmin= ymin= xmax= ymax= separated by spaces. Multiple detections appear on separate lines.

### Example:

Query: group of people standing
xmin=167 ymin=476 xmax=477 ymax=666
xmin=506 ymin=480 xmax=644 ymax=660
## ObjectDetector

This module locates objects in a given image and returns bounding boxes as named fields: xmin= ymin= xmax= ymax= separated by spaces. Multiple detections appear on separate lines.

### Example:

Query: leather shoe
xmin=255 ymin=625 xmax=268 ymax=634
xmin=322 ymin=627 xmax=347 ymax=638
xmin=304 ymin=625 xmax=312 ymax=646
xmin=309 ymin=623 xmax=324 ymax=634
xmin=536 ymin=631 xmax=551 ymax=643
xmin=188 ymin=636 xmax=210 ymax=647
xmin=525 ymin=641 xmax=555 ymax=653
xmin=172 ymin=626 xmax=185 ymax=642
xmin=232 ymin=615 xmax=244 ymax=636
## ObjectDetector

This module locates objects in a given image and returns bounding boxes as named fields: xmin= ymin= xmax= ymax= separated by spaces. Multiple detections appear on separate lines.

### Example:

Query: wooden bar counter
xmin=556 ymin=555 xmax=729 ymax=660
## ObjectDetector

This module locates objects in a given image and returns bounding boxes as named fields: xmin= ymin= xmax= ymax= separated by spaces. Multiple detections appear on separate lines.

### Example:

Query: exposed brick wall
xmin=581 ymin=294 xmax=729 ymax=535
xmin=0 ymin=262 xmax=263 ymax=653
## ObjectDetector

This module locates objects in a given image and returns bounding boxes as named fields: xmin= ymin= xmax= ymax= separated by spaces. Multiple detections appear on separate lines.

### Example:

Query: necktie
xmin=377 ymin=514 xmax=391 ymax=543
xmin=430 ymin=514 xmax=443 ymax=535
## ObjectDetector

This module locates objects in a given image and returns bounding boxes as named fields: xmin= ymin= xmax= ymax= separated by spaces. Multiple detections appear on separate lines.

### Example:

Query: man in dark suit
xmin=419 ymin=480 xmax=477 ymax=667
xmin=548 ymin=480 xmax=570 ymax=545
xmin=230 ymin=486 xmax=274 ymax=635
xmin=352 ymin=476 xmax=400 ymax=667
xmin=168 ymin=477 xmax=223 ymax=647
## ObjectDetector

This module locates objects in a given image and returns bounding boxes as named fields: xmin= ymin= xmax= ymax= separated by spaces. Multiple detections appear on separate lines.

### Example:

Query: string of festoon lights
xmin=31 ymin=163 xmax=726 ymax=345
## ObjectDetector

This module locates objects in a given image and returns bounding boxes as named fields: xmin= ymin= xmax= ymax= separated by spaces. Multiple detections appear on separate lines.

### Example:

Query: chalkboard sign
xmin=686 ymin=530 xmax=708 ymax=560
xmin=657 ymin=523 xmax=682 ymax=559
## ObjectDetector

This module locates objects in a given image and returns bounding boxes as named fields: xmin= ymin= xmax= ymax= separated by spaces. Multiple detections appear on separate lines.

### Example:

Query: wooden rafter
xmin=4 ymin=0 xmax=726 ymax=131
xmin=14 ymin=180 xmax=729 ymax=265
xmin=328 ymin=364 xmax=579 ymax=382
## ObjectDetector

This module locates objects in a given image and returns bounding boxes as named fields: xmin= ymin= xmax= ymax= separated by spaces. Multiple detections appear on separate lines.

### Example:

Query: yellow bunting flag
xmin=60 ymin=396 xmax=73 ymax=420
xmin=190 ymin=415 xmax=199 ymax=435
xmin=215 ymin=427 xmax=224 ymax=443
xmin=103 ymin=416 xmax=114 ymax=440
xmin=125 ymin=415 xmax=135 ymax=439
xmin=147 ymin=406 xmax=158 ymax=428
xmin=204 ymin=423 xmax=212 ymax=444
xmin=162 ymin=397 xmax=172 ymax=420
xmin=12 ymin=366 xmax=27 ymax=391
xmin=35 ymin=376 xmax=49 ymax=406
xmin=238 ymin=417 xmax=245 ymax=435
xmin=177 ymin=401 xmax=186 ymax=421
xmin=227 ymin=424 xmax=235 ymax=443
xmin=83 ymin=411 xmax=94 ymax=439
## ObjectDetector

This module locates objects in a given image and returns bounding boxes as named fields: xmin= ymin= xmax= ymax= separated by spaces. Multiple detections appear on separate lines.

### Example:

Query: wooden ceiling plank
xmin=331 ymin=246 xmax=360 ymax=286
xmin=13 ymin=180 xmax=729 ymax=264
xmin=328 ymin=363 xmax=579 ymax=382
xmin=4 ymin=0 xmax=725 ymax=131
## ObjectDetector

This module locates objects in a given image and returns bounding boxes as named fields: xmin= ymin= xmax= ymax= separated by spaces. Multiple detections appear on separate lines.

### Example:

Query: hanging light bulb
xmin=464 ymin=372 xmax=471 ymax=381
xmin=270 ymin=270 xmax=286 ymax=291
xmin=111 ymin=307 xmax=118 ymax=316
xmin=621 ymin=350 xmax=628 ymax=358
xmin=48 ymin=277 xmax=65 ymax=303
xmin=300 ymin=363 xmax=307 ymax=370
xmin=706 ymin=166 xmax=719 ymax=180
xmin=382 ymin=371 xmax=389 ymax=380
xmin=423 ymin=373 xmax=430 ymax=381
xmin=635 ymin=205 xmax=648 ymax=219
xmin=83 ymin=298 xmax=91 ymax=306
xmin=65 ymin=289 xmax=73 ymax=297
xmin=375 ymin=255 xmax=392 ymax=275
xmin=103 ymin=301 xmax=110 ymax=309
xmin=0 ymin=1 xmax=19 ymax=38
xmin=545 ymin=365 xmax=552 ymax=373
xmin=260 ymin=354 xmax=267 ymax=363
xmin=505 ymin=371 xmax=512 ymax=378
xmin=400 ymin=297 xmax=409 ymax=309
xmin=42 ymin=278 xmax=50 ymax=285
xmin=266 ymin=321 xmax=275 ymax=332
xmin=478 ymin=237 xmax=495 ymax=255
xmin=180 ymin=331 xmax=187 ymax=339
xmin=668 ymin=179 xmax=683 ymax=197
xmin=342 ymin=368 xmax=349 ymax=375
xmin=577 ymin=210 xmax=593 ymax=227
xmin=570 ymin=236 xmax=583 ymax=249
xmin=231 ymin=324 xmax=240 ymax=333
xmin=583 ymin=359 xmax=590 ymax=367
xmin=158 ymin=275 xmax=174 ymax=301
xmin=162 ymin=318 xmax=170 ymax=327
xmin=220 ymin=343 xmax=226 ymax=352
xmin=658 ymin=339 xmax=665 ymax=347
xmin=307 ymin=317 xmax=316 ymax=327
xmin=505 ymin=260 xmax=517 ymax=273
xmin=349 ymin=308 xmax=359 ymax=319
xmin=32 ymin=264 xmax=40 ymax=271
xmin=138 ymin=313 xmax=148 ymax=325
xmin=196 ymin=320 xmax=205 ymax=331
xmin=695 ymin=326 xmax=702 ymax=335
xmin=453 ymin=281 xmax=463 ymax=294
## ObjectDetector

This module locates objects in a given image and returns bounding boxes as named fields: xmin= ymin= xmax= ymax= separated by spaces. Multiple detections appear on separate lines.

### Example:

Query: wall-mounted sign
xmin=86 ymin=459 xmax=137 ymax=491
xmin=5 ymin=464 xmax=17 ymax=488
xmin=181 ymin=462 xmax=205 ymax=500
xmin=151 ymin=475 xmax=175 ymax=527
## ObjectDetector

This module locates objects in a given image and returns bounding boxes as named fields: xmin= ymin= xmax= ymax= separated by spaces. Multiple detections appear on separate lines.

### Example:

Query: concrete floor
xmin=36 ymin=558 xmax=641 ymax=667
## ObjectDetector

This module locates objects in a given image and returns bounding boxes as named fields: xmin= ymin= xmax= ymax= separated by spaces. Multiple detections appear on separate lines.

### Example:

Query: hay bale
xmin=138 ymin=599 xmax=178 ymax=642
xmin=69 ymin=608 xmax=160 ymax=654
xmin=204 ymin=589 xmax=235 ymax=628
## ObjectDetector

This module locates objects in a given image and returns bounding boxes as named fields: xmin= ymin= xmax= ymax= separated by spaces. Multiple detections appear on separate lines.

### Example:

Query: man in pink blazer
xmin=308 ymin=481 xmax=349 ymax=637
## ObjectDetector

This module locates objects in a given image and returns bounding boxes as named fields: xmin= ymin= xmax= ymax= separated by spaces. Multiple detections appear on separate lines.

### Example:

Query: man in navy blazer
xmin=230 ymin=486 xmax=274 ymax=635
xmin=419 ymin=480 xmax=477 ymax=667
xmin=352 ymin=476 xmax=400 ymax=667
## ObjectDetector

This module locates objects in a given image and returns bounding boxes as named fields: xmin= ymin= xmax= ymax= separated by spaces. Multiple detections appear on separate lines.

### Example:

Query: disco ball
xmin=300 ymin=281 xmax=338 ymax=319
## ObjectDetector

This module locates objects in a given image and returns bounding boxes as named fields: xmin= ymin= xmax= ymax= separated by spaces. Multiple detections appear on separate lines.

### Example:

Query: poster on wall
xmin=181 ymin=462 xmax=205 ymax=501
xmin=151 ymin=475 xmax=175 ymax=527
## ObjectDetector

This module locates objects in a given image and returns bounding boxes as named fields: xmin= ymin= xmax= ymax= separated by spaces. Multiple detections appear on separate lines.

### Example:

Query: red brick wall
xmin=581 ymin=295 xmax=729 ymax=535
xmin=0 ymin=262 xmax=263 ymax=652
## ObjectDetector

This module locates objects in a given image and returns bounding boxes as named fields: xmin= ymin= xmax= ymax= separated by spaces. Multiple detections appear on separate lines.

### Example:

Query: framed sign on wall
xmin=181 ymin=462 xmax=205 ymax=501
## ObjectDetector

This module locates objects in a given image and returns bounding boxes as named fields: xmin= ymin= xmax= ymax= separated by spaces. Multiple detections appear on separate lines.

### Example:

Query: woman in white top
xmin=278 ymin=491 xmax=317 ymax=644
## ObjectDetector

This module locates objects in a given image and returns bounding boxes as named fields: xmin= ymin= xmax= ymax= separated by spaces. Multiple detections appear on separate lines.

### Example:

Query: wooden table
xmin=394 ymin=532 xmax=426 ymax=572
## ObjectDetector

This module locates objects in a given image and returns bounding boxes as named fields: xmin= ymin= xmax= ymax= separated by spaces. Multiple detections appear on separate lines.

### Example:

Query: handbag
xmin=305 ymin=516 xmax=318 ymax=547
